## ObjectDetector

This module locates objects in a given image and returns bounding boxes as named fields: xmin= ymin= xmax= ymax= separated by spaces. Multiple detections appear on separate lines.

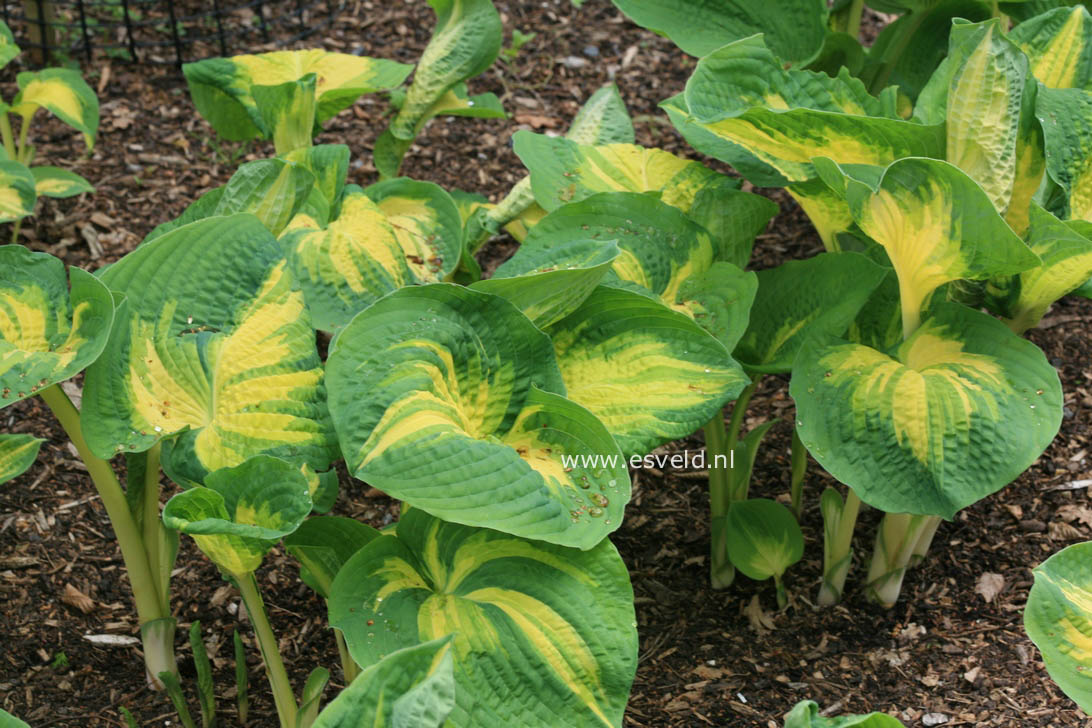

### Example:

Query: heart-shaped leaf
xmin=724 ymin=498 xmax=804 ymax=582
xmin=1 ymin=246 xmax=113 ymax=407
xmin=13 ymin=69 xmax=99 ymax=148
xmin=329 ymin=508 xmax=637 ymax=727
xmin=791 ymin=302 xmax=1061 ymax=518
xmin=546 ymin=285 xmax=748 ymax=457
xmin=81 ymin=214 xmax=338 ymax=483
xmin=326 ymin=284 xmax=629 ymax=549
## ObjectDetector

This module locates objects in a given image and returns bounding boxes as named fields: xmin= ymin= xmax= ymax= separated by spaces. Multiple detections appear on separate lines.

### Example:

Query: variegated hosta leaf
xmin=518 ymin=192 xmax=757 ymax=350
xmin=0 ymin=246 xmax=113 ymax=406
xmin=389 ymin=0 xmax=502 ymax=141
xmin=567 ymin=83 xmax=635 ymax=146
xmin=251 ymin=73 xmax=317 ymax=153
xmin=281 ymin=144 xmax=350 ymax=214
xmin=326 ymin=284 xmax=630 ymax=549
xmin=790 ymin=302 xmax=1061 ymax=518
xmin=1025 ymin=540 xmax=1092 ymax=714
xmin=0 ymin=161 xmax=37 ymax=223
xmin=284 ymin=189 xmax=459 ymax=332
xmin=475 ymin=239 xmax=620 ymax=328
xmin=13 ymin=69 xmax=99 ymax=149
xmin=512 ymin=130 xmax=733 ymax=214
xmin=546 ymin=285 xmax=748 ymax=458
xmin=284 ymin=516 xmax=381 ymax=599
xmin=423 ymin=81 xmax=506 ymax=120
xmin=81 ymin=214 xmax=338 ymax=483
xmin=816 ymin=157 xmax=1040 ymax=332
xmin=162 ymin=456 xmax=311 ymax=577
xmin=363 ymin=178 xmax=463 ymax=280
xmin=217 ymin=157 xmax=318 ymax=236
xmin=31 ymin=166 xmax=93 ymax=199
xmin=1010 ymin=5 xmax=1092 ymax=91
xmin=985 ymin=204 xmax=1092 ymax=331
xmin=0 ymin=20 xmax=19 ymax=71
xmin=724 ymin=498 xmax=804 ymax=581
xmin=329 ymin=508 xmax=637 ymax=728
xmin=666 ymin=36 xmax=944 ymax=187
xmin=915 ymin=19 xmax=1037 ymax=221
xmin=312 ymin=637 xmax=456 ymax=728
xmin=0 ymin=433 xmax=43 ymax=484
xmin=784 ymin=700 xmax=907 ymax=727
xmin=611 ymin=0 xmax=828 ymax=64
xmin=183 ymin=50 xmax=412 ymax=142
xmin=1036 ymin=86 xmax=1092 ymax=222
xmin=734 ymin=252 xmax=888 ymax=374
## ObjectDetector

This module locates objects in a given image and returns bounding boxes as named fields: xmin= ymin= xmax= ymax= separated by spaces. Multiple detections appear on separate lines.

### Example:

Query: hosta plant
xmin=0 ymin=20 xmax=98 ymax=239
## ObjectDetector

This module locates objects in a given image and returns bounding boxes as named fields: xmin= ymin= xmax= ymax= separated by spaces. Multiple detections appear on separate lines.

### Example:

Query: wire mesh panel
xmin=1 ymin=0 xmax=343 ymax=66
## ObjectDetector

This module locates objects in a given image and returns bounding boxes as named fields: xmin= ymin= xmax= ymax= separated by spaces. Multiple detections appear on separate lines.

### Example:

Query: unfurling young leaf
xmin=724 ymin=498 xmax=804 ymax=608
xmin=784 ymin=699 xmax=907 ymax=727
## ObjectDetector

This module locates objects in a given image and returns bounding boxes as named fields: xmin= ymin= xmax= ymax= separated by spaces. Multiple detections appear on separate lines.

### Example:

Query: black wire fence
xmin=1 ymin=0 xmax=344 ymax=66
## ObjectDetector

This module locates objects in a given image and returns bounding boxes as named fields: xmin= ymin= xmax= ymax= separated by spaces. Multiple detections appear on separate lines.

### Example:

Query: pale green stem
xmin=15 ymin=111 xmax=32 ymax=164
xmin=335 ymin=630 xmax=360 ymax=685
xmin=235 ymin=572 xmax=298 ymax=728
xmin=836 ymin=0 xmax=865 ymax=38
xmin=141 ymin=442 xmax=173 ymax=606
xmin=0 ymin=113 xmax=16 ymax=159
xmin=907 ymin=515 xmax=942 ymax=568
xmin=38 ymin=384 xmax=176 ymax=688
xmin=866 ymin=512 xmax=930 ymax=607
xmin=10 ymin=219 xmax=21 ymax=244
xmin=704 ymin=412 xmax=734 ymax=589
xmin=818 ymin=488 xmax=862 ymax=606
xmin=789 ymin=427 xmax=807 ymax=519
xmin=774 ymin=573 xmax=788 ymax=610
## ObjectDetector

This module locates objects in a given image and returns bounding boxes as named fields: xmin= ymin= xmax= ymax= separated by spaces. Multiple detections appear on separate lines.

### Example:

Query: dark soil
xmin=1 ymin=2 xmax=1091 ymax=727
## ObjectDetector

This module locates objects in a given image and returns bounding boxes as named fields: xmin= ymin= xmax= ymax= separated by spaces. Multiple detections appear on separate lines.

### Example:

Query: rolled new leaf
xmin=0 ymin=433 xmax=43 ymax=484
xmin=183 ymin=50 xmax=412 ymax=143
xmin=545 ymin=286 xmax=748 ymax=458
xmin=312 ymin=637 xmax=456 ymax=728
xmin=914 ymin=17 xmax=1043 ymax=234
xmin=1025 ymin=540 xmax=1092 ymax=714
xmin=329 ymin=508 xmax=637 ymax=728
xmin=611 ymin=0 xmax=828 ymax=64
xmin=0 ymin=246 xmax=113 ymax=407
xmin=791 ymin=303 xmax=1062 ymax=518
xmin=162 ymin=456 xmax=311 ymax=577
xmin=326 ymin=284 xmax=629 ymax=549
xmin=388 ymin=0 xmax=502 ymax=142
xmin=734 ymin=252 xmax=888 ymax=373
xmin=81 ymin=214 xmax=338 ymax=482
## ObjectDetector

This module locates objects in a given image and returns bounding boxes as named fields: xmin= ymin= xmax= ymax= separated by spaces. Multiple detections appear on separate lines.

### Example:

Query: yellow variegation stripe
xmin=1017 ymin=6 xmax=1092 ymax=90
xmin=232 ymin=49 xmax=401 ymax=102
xmin=125 ymin=262 xmax=327 ymax=472
xmin=570 ymin=143 xmax=715 ymax=212
xmin=823 ymin=328 xmax=1008 ymax=464
xmin=0 ymin=286 xmax=89 ymax=380
xmin=945 ymin=23 xmax=1022 ymax=215
xmin=374 ymin=196 xmax=451 ymax=282
xmin=788 ymin=181 xmax=854 ymax=251
xmin=15 ymin=77 xmax=82 ymax=121
xmin=0 ymin=434 xmax=43 ymax=483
